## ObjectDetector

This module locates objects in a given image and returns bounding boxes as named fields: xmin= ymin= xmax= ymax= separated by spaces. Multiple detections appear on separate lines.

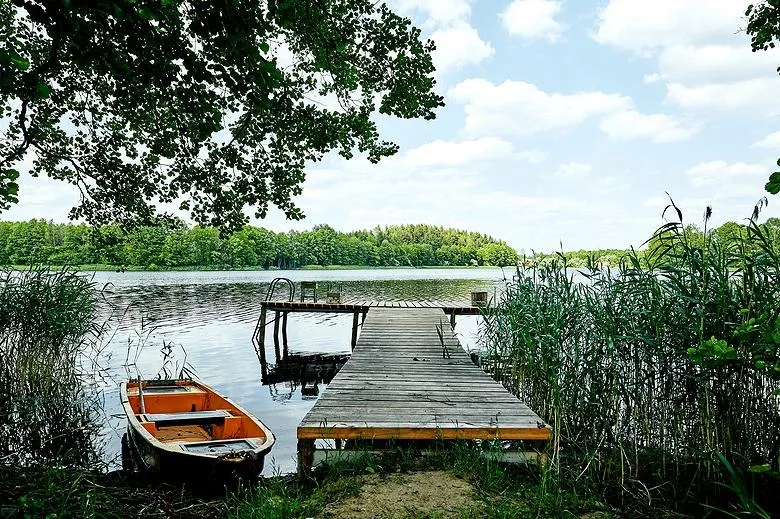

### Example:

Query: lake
xmin=92 ymin=268 xmax=511 ymax=475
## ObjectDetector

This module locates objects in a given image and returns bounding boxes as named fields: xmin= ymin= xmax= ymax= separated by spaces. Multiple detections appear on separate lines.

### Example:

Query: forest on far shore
xmin=0 ymin=220 xmax=519 ymax=269
xmin=532 ymin=217 xmax=780 ymax=267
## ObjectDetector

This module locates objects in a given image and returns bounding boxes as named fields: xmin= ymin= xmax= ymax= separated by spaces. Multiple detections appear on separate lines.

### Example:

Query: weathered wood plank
xmin=298 ymin=426 xmax=550 ymax=441
xmin=298 ymin=307 xmax=549 ymax=447
xmin=304 ymin=410 xmax=541 ymax=421
xmin=320 ymin=388 xmax=517 ymax=398
xmin=312 ymin=400 xmax=527 ymax=409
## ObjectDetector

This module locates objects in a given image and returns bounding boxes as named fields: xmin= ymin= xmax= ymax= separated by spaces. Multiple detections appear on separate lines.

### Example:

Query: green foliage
xmin=0 ymin=267 xmax=103 ymax=468
xmin=687 ymin=336 xmax=738 ymax=368
xmin=226 ymin=478 xmax=309 ymax=519
xmin=0 ymin=168 xmax=19 ymax=211
xmin=531 ymin=248 xmax=630 ymax=268
xmin=0 ymin=0 xmax=443 ymax=232
xmin=708 ymin=452 xmax=772 ymax=519
xmin=746 ymin=4 xmax=780 ymax=194
xmin=0 ymin=221 xmax=519 ymax=269
xmin=7 ymin=465 xmax=114 ymax=519
xmin=481 ymin=202 xmax=780 ymax=514
xmin=534 ymin=217 xmax=779 ymax=270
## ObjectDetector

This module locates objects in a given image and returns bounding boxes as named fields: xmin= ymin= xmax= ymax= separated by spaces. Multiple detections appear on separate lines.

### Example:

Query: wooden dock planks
xmin=261 ymin=299 xmax=484 ymax=315
xmin=297 ymin=307 xmax=549 ymax=470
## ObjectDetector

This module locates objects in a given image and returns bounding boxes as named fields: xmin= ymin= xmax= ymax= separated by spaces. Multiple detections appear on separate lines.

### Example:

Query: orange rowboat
xmin=120 ymin=379 xmax=274 ymax=480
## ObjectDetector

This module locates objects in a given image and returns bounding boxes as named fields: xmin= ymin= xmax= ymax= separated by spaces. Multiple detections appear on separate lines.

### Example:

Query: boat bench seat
xmin=145 ymin=410 xmax=233 ymax=423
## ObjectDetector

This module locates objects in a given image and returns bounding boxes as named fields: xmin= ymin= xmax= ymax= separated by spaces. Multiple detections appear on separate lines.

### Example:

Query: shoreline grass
xmin=0 ymin=267 xmax=104 ymax=470
xmin=1 ymin=445 xmax=635 ymax=518
xmin=480 ymin=202 xmax=780 ymax=516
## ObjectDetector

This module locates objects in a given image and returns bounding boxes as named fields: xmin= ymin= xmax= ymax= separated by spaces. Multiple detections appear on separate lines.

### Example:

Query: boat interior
xmin=126 ymin=382 xmax=267 ymax=447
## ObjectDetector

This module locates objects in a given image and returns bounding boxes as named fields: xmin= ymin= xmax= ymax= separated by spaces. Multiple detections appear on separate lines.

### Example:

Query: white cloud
xmin=501 ymin=0 xmax=566 ymax=42
xmin=449 ymin=80 xmax=696 ymax=144
xmin=596 ymin=176 xmax=631 ymax=193
xmin=595 ymin=1 xmax=780 ymax=115
xmin=470 ymin=192 xmax=592 ymax=218
xmin=656 ymin=44 xmax=778 ymax=86
xmin=389 ymin=0 xmax=475 ymax=27
xmin=401 ymin=137 xmax=514 ymax=168
xmin=3 ymin=172 xmax=81 ymax=222
xmin=665 ymin=78 xmax=780 ymax=115
xmin=448 ymin=78 xmax=632 ymax=136
xmin=594 ymin=0 xmax=750 ymax=54
xmin=752 ymin=131 xmax=780 ymax=149
xmin=599 ymin=110 xmax=700 ymax=142
xmin=430 ymin=22 xmax=494 ymax=72
xmin=280 ymin=137 xmax=532 ymax=234
xmin=686 ymin=160 xmax=768 ymax=200
xmin=687 ymin=161 xmax=765 ymax=188
xmin=554 ymin=162 xmax=592 ymax=179
xmin=517 ymin=149 xmax=547 ymax=163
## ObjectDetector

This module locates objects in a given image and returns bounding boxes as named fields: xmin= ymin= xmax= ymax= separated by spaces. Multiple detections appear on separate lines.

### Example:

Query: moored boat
xmin=120 ymin=378 xmax=274 ymax=480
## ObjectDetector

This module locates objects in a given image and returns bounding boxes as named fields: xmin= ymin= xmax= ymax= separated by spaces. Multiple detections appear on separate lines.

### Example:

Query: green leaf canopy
xmin=0 ymin=0 xmax=443 ymax=232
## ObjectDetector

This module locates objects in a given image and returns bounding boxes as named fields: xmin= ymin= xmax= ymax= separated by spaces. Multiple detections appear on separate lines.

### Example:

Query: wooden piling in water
xmin=281 ymin=311 xmax=289 ymax=357
xmin=350 ymin=312 xmax=359 ymax=350
xmin=256 ymin=306 xmax=268 ymax=381
xmin=273 ymin=310 xmax=281 ymax=359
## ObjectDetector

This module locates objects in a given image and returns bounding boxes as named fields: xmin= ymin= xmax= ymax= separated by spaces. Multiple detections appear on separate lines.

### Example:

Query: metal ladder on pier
xmin=252 ymin=277 xmax=294 ymax=354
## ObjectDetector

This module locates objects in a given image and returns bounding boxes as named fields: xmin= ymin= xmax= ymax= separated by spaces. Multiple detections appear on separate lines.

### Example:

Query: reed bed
xmin=481 ymin=204 xmax=780 ymax=510
xmin=0 ymin=267 xmax=104 ymax=468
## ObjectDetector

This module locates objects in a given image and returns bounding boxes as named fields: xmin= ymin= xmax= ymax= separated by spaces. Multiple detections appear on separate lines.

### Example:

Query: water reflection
xmin=93 ymin=269 xmax=507 ymax=475
xmin=263 ymin=351 xmax=349 ymax=396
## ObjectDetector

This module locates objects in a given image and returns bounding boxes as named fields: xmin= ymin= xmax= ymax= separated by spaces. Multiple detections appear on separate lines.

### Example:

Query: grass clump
xmin=0 ymin=267 xmax=112 ymax=517
xmin=225 ymin=472 xmax=365 ymax=519
xmin=0 ymin=267 xmax=105 ymax=468
xmin=225 ymin=443 xmax=612 ymax=518
xmin=480 ymin=201 xmax=780 ymax=515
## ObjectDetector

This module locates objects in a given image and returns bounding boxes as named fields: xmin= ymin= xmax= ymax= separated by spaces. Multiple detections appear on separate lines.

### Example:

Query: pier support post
xmin=258 ymin=307 xmax=268 ymax=381
xmin=281 ymin=311 xmax=289 ymax=358
xmin=450 ymin=312 xmax=456 ymax=329
xmin=351 ymin=312 xmax=360 ymax=350
xmin=297 ymin=438 xmax=315 ymax=478
xmin=273 ymin=310 xmax=281 ymax=360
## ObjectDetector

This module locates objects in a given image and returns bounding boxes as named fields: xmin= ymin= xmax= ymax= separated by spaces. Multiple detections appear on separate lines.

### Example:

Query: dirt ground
xmin=320 ymin=470 xmax=480 ymax=519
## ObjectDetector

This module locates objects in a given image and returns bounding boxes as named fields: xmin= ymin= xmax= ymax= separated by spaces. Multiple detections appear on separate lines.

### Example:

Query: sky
xmin=6 ymin=0 xmax=780 ymax=253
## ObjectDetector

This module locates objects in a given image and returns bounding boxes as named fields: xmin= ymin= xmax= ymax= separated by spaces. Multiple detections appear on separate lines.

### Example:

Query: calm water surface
xmin=92 ymin=268 xmax=510 ymax=475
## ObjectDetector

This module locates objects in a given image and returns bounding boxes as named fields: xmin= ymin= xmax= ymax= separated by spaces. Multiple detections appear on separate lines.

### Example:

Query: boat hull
xmin=125 ymin=425 xmax=265 ymax=480
xmin=120 ymin=379 xmax=274 ymax=482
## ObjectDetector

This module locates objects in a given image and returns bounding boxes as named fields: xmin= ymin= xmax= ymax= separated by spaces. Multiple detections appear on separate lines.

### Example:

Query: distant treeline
xmin=0 ymin=221 xmax=519 ymax=269
xmin=532 ymin=218 xmax=780 ymax=267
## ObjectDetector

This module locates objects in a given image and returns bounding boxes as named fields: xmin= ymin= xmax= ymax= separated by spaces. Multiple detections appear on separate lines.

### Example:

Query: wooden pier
xmin=293 ymin=306 xmax=550 ymax=473
xmin=252 ymin=298 xmax=488 ymax=381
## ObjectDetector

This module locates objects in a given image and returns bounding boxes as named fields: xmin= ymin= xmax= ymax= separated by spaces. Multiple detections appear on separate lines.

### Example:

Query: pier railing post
xmin=351 ymin=312 xmax=359 ymax=350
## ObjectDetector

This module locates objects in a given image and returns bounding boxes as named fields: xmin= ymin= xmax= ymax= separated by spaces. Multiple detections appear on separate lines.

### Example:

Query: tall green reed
xmin=481 ymin=201 xmax=780 ymax=508
xmin=0 ymin=267 xmax=105 ymax=468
